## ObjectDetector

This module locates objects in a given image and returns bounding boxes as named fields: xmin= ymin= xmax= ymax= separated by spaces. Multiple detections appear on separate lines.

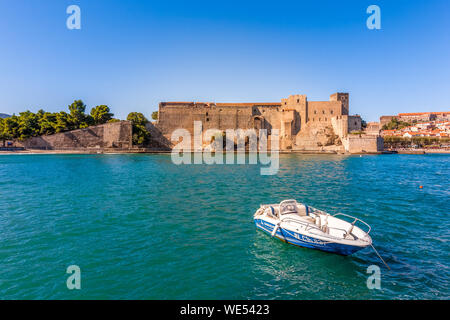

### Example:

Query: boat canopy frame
xmin=279 ymin=199 xmax=300 ymax=215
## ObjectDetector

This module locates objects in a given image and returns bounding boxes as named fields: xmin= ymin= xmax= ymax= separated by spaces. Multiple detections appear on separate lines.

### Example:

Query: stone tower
xmin=330 ymin=93 xmax=349 ymax=115
xmin=281 ymin=94 xmax=307 ymax=128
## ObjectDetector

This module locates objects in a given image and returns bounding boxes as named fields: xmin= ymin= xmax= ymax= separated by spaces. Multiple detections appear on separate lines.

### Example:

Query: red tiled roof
xmin=398 ymin=111 xmax=450 ymax=116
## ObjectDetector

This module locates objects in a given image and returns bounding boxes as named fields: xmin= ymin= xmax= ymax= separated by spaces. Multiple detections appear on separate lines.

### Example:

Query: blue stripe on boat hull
xmin=254 ymin=218 xmax=365 ymax=256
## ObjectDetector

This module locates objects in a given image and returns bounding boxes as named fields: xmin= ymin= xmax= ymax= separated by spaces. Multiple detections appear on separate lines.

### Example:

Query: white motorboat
xmin=254 ymin=199 xmax=373 ymax=255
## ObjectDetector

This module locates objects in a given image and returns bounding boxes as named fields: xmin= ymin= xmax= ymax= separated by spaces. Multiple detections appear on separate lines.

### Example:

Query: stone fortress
xmin=156 ymin=92 xmax=383 ymax=153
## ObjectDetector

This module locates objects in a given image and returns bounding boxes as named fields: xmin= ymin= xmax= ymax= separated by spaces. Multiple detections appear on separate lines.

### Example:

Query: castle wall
xmin=331 ymin=115 xmax=349 ymax=138
xmin=157 ymin=102 xmax=262 ymax=136
xmin=281 ymin=95 xmax=307 ymax=129
xmin=344 ymin=135 xmax=384 ymax=153
xmin=380 ymin=116 xmax=396 ymax=126
xmin=365 ymin=122 xmax=381 ymax=135
xmin=348 ymin=115 xmax=362 ymax=132
xmin=307 ymin=101 xmax=342 ymax=125
xmin=20 ymin=121 xmax=132 ymax=150
xmin=156 ymin=92 xmax=383 ymax=153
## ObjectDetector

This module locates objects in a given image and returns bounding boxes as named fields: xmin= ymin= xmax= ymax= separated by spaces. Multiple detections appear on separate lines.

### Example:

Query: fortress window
xmin=319 ymin=118 xmax=321 ymax=121
xmin=322 ymin=110 xmax=325 ymax=114
xmin=325 ymin=117 xmax=327 ymax=121
xmin=331 ymin=110 xmax=333 ymax=114
xmin=314 ymin=110 xmax=317 ymax=114
xmin=297 ymin=99 xmax=299 ymax=103
xmin=206 ymin=118 xmax=209 ymax=122
xmin=206 ymin=112 xmax=209 ymax=116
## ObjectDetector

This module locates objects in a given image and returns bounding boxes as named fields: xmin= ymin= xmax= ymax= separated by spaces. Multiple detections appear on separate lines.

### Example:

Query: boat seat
xmin=297 ymin=205 xmax=309 ymax=217
xmin=264 ymin=206 xmax=280 ymax=218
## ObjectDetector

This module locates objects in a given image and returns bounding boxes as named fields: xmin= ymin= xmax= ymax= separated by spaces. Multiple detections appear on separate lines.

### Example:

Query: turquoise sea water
xmin=0 ymin=153 xmax=448 ymax=299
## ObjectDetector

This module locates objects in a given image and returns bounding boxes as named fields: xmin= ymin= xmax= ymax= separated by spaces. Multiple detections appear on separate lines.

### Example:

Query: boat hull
xmin=254 ymin=218 xmax=366 ymax=256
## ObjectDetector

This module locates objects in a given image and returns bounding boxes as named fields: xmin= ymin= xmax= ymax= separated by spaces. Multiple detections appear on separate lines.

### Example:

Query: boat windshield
xmin=279 ymin=200 xmax=298 ymax=215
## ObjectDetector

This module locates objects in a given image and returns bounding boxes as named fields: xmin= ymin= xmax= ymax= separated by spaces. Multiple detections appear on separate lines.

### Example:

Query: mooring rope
xmin=370 ymin=244 xmax=391 ymax=270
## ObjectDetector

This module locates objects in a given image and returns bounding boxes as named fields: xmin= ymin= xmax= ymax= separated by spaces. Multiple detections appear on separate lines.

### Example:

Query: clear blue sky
xmin=0 ymin=0 xmax=448 ymax=121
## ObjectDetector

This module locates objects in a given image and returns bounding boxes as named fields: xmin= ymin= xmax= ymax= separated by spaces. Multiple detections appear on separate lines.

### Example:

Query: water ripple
xmin=0 ymin=153 xmax=448 ymax=299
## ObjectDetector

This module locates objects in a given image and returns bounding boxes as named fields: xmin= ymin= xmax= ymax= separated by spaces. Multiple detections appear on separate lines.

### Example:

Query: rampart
xmin=343 ymin=135 xmax=384 ymax=153
xmin=20 ymin=121 xmax=133 ymax=150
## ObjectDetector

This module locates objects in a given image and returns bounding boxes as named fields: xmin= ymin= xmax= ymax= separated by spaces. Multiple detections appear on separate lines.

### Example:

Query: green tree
xmin=126 ymin=112 xmax=150 ymax=146
xmin=0 ymin=118 xmax=6 ymax=146
xmin=68 ymin=100 xmax=88 ymax=129
xmin=2 ymin=115 xmax=19 ymax=141
xmin=0 ymin=100 xmax=120 ymax=142
xmin=90 ymin=105 xmax=113 ymax=125
xmin=54 ymin=111 xmax=71 ymax=133
xmin=382 ymin=118 xmax=411 ymax=130
xmin=81 ymin=114 xmax=95 ymax=128
xmin=36 ymin=109 xmax=45 ymax=119
xmin=37 ymin=111 xmax=57 ymax=135
xmin=151 ymin=111 xmax=158 ymax=120
xmin=127 ymin=112 xmax=148 ymax=126
xmin=17 ymin=111 xmax=40 ymax=140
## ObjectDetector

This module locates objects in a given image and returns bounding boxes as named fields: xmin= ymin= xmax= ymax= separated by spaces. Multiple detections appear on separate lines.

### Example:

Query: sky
xmin=0 ymin=0 xmax=449 ymax=122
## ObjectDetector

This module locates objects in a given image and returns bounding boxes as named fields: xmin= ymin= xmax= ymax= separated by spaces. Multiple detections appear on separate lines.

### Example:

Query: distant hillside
xmin=0 ymin=113 xmax=11 ymax=119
